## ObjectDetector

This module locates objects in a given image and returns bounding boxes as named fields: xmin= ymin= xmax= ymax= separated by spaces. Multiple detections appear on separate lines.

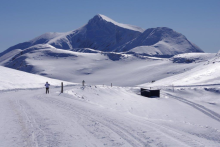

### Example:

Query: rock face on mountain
xmin=0 ymin=14 xmax=203 ymax=58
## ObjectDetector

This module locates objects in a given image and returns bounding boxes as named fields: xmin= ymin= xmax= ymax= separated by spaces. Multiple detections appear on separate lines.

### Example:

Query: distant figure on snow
xmin=82 ymin=80 xmax=85 ymax=86
xmin=45 ymin=82 xmax=50 ymax=94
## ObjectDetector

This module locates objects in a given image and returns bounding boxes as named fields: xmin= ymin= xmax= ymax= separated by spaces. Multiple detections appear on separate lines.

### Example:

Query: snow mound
xmin=0 ymin=66 xmax=74 ymax=90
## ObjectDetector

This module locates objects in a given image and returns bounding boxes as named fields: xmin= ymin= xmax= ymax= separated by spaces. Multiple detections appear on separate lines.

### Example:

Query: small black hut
xmin=141 ymin=88 xmax=160 ymax=98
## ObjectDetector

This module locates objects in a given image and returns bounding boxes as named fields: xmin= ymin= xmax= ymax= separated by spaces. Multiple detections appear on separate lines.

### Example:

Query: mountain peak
xmin=89 ymin=14 xmax=144 ymax=32
xmin=95 ymin=14 xmax=118 ymax=23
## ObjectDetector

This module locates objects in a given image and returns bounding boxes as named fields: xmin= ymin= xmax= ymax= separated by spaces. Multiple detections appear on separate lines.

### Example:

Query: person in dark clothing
xmin=45 ymin=82 xmax=50 ymax=94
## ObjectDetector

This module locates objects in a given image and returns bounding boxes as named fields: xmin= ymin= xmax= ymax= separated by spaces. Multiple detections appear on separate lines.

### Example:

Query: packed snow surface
xmin=0 ymin=84 xmax=220 ymax=146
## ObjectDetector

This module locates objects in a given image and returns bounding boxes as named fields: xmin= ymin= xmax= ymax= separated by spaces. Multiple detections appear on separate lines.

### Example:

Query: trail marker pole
xmin=111 ymin=83 xmax=112 ymax=87
xmin=61 ymin=82 xmax=63 ymax=93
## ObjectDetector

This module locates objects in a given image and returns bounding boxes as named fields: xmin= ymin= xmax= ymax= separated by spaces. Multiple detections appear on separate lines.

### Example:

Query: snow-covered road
xmin=0 ymin=86 xmax=220 ymax=147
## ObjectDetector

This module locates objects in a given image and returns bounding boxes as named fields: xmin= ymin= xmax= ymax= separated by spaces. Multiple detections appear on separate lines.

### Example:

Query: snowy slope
xmin=0 ymin=49 xmax=22 ymax=65
xmin=0 ymin=66 xmax=74 ymax=90
xmin=1 ymin=44 xmax=205 ymax=86
xmin=0 ymin=32 xmax=63 ymax=57
xmin=140 ymin=52 xmax=220 ymax=87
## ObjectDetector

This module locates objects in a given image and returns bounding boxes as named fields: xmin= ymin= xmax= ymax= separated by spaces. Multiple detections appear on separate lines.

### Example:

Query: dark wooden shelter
xmin=141 ymin=88 xmax=160 ymax=98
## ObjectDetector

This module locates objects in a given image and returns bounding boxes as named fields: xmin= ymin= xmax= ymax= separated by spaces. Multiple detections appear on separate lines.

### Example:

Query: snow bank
xmin=0 ymin=66 xmax=75 ymax=90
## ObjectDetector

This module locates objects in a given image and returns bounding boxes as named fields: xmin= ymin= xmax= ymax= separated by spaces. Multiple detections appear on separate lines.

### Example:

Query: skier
xmin=45 ymin=82 xmax=50 ymax=94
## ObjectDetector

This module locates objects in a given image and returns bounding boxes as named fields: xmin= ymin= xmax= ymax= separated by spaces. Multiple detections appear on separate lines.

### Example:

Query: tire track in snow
xmin=165 ymin=93 xmax=220 ymax=122
xmin=9 ymin=100 xmax=34 ymax=147
xmin=15 ymin=99 xmax=62 ymax=147
xmin=16 ymin=99 xmax=40 ymax=147
xmin=131 ymin=117 xmax=205 ymax=147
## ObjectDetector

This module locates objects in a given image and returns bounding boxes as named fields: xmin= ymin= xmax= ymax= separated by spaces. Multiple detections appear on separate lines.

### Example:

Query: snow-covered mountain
xmin=121 ymin=27 xmax=203 ymax=57
xmin=48 ymin=14 xmax=144 ymax=52
xmin=0 ymin=14 xmax=203 ymax=58
xmin=0 ymin=14 xmax=143 ymax=56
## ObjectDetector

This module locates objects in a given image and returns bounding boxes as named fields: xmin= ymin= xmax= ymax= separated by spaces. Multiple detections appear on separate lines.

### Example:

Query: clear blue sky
xmin=0 ymin=0 xmax=219 ymax=53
